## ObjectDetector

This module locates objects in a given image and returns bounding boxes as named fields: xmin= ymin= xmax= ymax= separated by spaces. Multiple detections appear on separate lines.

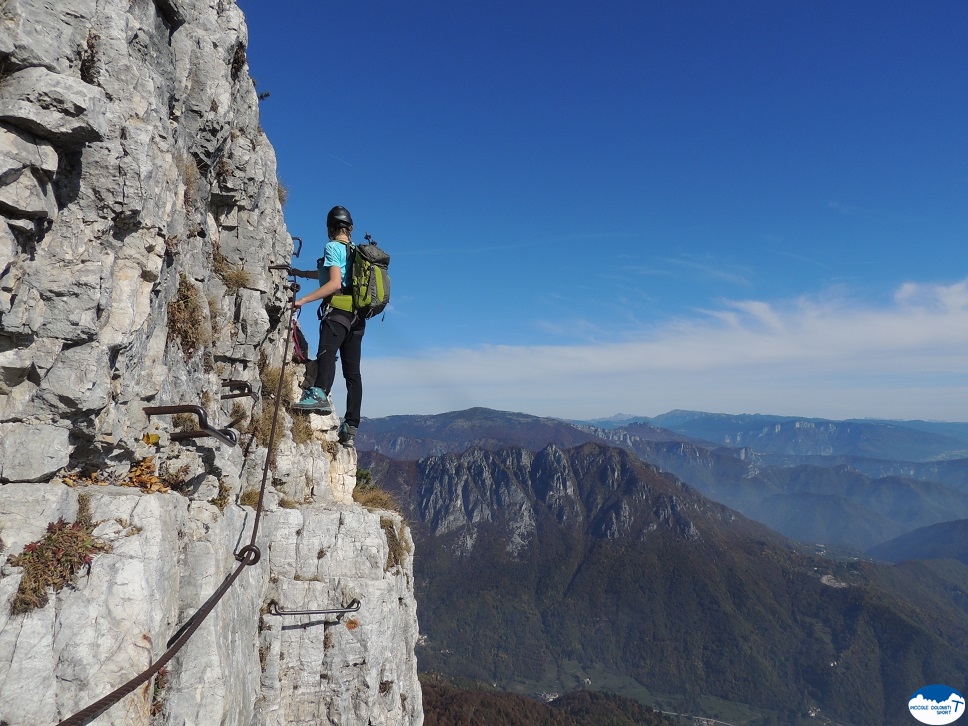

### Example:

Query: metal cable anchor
xmin=144 ymin=405 xmax=239 ymax=447
xmin=221 ymin=380 xmax=257 ymax=400
xmin=268 ymin=598 xmax=361 ymax=618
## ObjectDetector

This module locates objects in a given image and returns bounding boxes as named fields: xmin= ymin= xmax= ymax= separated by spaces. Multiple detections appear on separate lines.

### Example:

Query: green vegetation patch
xmin=8 ymin=498 xmax=110 ymax=615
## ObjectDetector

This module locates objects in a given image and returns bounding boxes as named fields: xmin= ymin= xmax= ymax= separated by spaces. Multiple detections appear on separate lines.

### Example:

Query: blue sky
xmin=237 ymin=0 xmax=968 ymax=421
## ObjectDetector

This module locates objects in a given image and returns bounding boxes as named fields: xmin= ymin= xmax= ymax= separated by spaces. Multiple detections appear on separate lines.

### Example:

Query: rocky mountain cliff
xmin=0 ymin=2 xmax=421 ymax=724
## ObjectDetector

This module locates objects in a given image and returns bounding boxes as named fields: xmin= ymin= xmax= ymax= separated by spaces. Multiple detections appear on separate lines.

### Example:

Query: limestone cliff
xmin=0 ymin=1 xmax=422 ymax=724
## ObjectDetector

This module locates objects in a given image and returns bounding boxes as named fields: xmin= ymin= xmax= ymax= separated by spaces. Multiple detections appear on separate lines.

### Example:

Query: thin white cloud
xmin=664 ymin=254 xmax=753 ymax=286
xmin=359 ymin=277 xmax=968 ymax=421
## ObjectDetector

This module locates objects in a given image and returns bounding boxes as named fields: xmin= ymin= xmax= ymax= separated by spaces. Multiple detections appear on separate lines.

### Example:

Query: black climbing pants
xmin=314 ymin=311 xmax=365 ymax=428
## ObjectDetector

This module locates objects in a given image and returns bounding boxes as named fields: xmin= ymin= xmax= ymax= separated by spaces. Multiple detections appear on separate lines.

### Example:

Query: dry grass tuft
xmin=290 ymin=415 xmax=314 ymax=444
xmin=248 ymin=358 xmax=297 ymax=468
xmin=353 ymin=484 xmax=398 ymax=513
xmin=210 ymin=481 xmax=231 ymax=510
xmin=238 ymin=489 xmax=260 ymax=508
xmin=176 ymin=153 xmax=201 ymax=211
xmin=279 ymin=496 xmax=301 ymax=510
xmin=213 ymin=248 xmax=252 ymax=293
xmin=380 ymin=516 xmax=411 ymax=572
xmin=167 ymin=273 xmax=210 ymax=360
xmin=353 ymin=469 xmax=402 ymax=516
xmin=8 ymin=497 xmax=110 ymax=615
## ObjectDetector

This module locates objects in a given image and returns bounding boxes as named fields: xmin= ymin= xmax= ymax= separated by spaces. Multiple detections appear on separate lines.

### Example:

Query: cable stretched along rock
xmin=56 ymin=275 xmax=298 ymax=726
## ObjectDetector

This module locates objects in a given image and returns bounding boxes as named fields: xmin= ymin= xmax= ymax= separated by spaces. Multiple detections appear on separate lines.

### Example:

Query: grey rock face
xmin=405 ymin=443 xmax=709 ymax=557
xmin=0 ymin=422 xmax=69 ymax=482
xmin=0 ymin=0 xmax=422 ymax=724
xmin=0 ymin=66 xmax=107 ymax=148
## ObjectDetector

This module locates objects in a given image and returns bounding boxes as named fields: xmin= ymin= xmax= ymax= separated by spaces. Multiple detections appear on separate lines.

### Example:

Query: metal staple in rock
xmin=56 ymin=276 xmax=299 ymax=726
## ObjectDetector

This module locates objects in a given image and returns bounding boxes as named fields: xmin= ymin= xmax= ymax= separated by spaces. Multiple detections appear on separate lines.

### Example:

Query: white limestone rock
xmin=257 ymin=506 xmax=422 ymax=726
xmin=0 ymin=165 xmax=56 ymax=218
xmin=0 ymin=422 xmax=70 ymax=482
xmin=0 ymin=481 xmax=77 ymax=556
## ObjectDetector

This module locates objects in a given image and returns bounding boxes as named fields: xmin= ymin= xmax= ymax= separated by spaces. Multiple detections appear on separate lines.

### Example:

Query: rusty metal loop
xmin=235 ymin=544 xmax=261 ymax=566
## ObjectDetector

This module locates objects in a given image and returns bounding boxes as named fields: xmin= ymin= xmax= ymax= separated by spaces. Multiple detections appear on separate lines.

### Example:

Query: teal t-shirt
xmin=319 ymin=239 xmax=351 ymax=289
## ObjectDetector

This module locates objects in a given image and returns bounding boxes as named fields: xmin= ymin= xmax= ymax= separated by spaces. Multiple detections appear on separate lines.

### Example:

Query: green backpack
xmin=348 ymin=233 xmax=390 ymax=319
xmin=320 ymin=234 xmax=391 ymax=318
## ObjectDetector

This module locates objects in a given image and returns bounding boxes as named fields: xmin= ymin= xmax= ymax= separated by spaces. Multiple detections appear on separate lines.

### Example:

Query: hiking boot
xmin=291 ymin=387 xmax=333 ymax=413
xmin=338 ymin=422 xmax=357 ymax=447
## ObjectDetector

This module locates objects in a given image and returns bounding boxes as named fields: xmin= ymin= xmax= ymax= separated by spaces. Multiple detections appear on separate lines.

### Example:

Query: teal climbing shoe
xmin=338 ymin=422 xmax=357 ymax=447
xmin=291 ymin=387 xmax=333 ymax=414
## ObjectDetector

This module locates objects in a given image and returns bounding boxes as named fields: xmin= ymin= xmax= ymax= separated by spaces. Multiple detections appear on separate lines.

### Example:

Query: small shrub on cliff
xmin=213 ymin=248 xmax=252 ymax=293
xmin=80 ymin=29 xmax=100 ymax=85
xmin=167 ymin=273 xmax=210 ymax=359
xmin=150 ymin=667 xmax=169 ymax=716
xmin=9 ymin=497 xmax=110 ymax=615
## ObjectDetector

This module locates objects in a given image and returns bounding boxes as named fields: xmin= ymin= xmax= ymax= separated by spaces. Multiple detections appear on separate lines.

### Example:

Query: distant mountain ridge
xmin=360 ymin=408 xmax=968 ymax=550
xmin=358 ymin=407 xmax=608 ymax=460
xmin=590 ymin=427 xmax=968 ymax=551
xmin=647 ymin=410 xmax=968 ymax=461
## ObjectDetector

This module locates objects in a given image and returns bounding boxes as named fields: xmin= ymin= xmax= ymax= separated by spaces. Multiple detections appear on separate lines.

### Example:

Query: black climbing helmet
xmin=326 ymin=205 xmax=353 ymax=229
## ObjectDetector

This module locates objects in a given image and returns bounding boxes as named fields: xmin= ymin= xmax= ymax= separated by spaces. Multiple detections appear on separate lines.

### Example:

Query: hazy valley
xmin=359 ymin=408 xmax=968 ymax=725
